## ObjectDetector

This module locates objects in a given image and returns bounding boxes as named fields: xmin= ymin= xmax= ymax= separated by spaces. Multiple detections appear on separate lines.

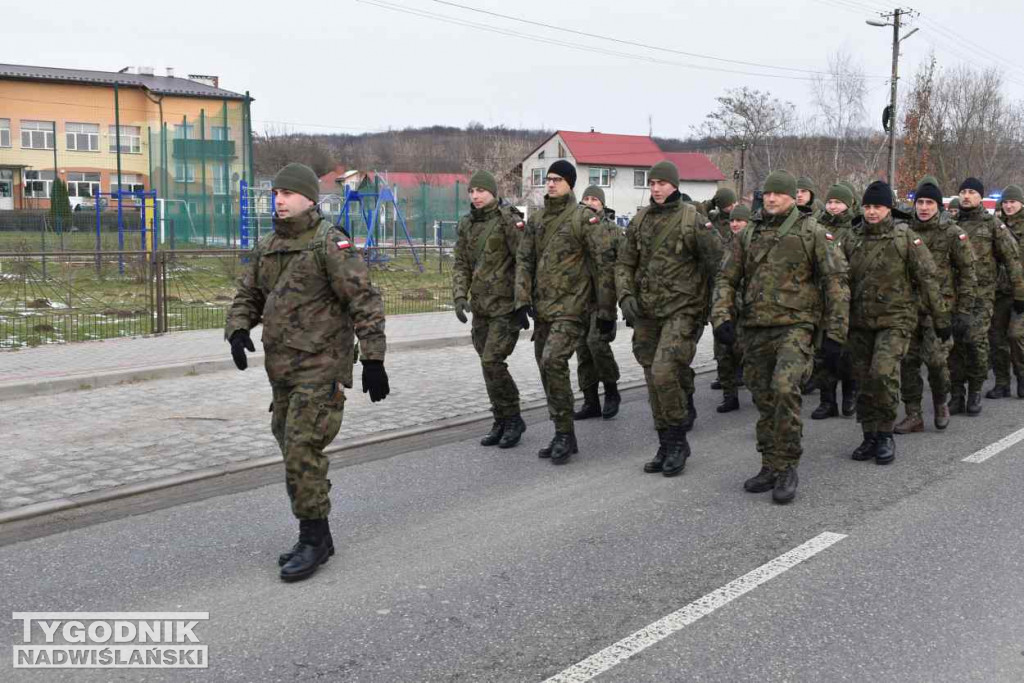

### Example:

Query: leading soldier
xmin=713 ymin=170 xmax=849 ymax=504
xmin=515 ymin=161 xmax=617 ymax=464
xmin=226 ymin=163 xmax=390 ymax=582
xmin=452 ymin=170 xmax=528 ymax=449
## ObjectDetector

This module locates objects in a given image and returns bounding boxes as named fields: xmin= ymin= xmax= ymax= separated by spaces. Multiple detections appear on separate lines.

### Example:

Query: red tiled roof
xmin=558 ymin=130 xmax=663 ymax=167
xmin=661 ymin=152 xmax=726 ymax=182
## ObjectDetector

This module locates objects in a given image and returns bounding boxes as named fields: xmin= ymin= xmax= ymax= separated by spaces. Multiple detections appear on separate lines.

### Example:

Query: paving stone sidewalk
xmin=0 ymin=324 xmax=716 ymax=514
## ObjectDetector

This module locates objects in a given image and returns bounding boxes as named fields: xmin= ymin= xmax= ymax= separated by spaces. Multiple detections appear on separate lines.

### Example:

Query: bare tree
xmin=811 ymin=50 xmax=868 ymax=179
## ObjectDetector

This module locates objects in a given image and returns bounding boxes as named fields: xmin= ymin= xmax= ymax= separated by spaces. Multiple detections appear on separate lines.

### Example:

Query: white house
xmin=520 ymin=130 xmax=725 ymax=220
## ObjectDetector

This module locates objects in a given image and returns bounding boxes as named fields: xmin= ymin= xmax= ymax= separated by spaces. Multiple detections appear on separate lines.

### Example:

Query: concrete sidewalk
xmin=0 ymin=311 xmax=473 ymax=400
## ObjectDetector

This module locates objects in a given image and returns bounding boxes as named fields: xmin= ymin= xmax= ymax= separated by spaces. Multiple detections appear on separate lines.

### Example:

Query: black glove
xmin=596 ymin=318 xmax=615 ymax=335
xmin=361 ymin=360 xmax=390 ymax=403
xmin=620 ymin=296 xmax=641 ymax=325
xmin=1014 ymin=300 xmax=1024 ymax=315
xmin=454 ymin=298 xmax=469 ymax=324
xmin=229 ymin=329 xmax=255 ymax=371
xmin=713 ymin=320 xmax=736 ymax=346
xmin=952 ymin=312 xmax=972 ymax=341
xmin=514 ymin=306 xmax=531 ymax=330
xmin=821 ymin=336 xmax=843 ymax=374
xmin=934 ymin=325 xmax=952 ymax=342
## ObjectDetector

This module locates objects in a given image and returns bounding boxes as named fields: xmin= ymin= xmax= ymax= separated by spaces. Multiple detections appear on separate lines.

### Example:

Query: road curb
xmin=0 ymin=362 xmax=714 ymax=525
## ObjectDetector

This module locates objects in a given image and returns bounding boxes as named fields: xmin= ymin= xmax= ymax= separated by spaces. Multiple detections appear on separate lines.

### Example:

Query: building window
xmin=557 ymin=143 xmax=566 ymax=158
xmin=109 ymin=125 xmax=142 ymax=154
xmin=531 ymin=168 xmax=545 ymax=186
xmin=175 ymin=162 xmax=196 ymax=183
xmin=211 ymin=126 xmax=230 ymax=141
xmin=538 ymin=150 xmax=545 ymax=160
xmin=67 ymin=172 xmax=101 ymax=198
xmin=174 ymin=124 xmax=194 ymax=140
xmin=589 ymin=168 xmax=611 ymax=187
xmin=113 ymin=173 xmax=144 ymax=195
xmin=0 ymin=119 xmax=10 ymax=148
xmin=634 ymin=170 xmax=649 ymax=187
xmin=24 ymin=170 xmax=55 ymax=198
xmin=21 ymin=120 xmax=55 ymax=150
xmin=213 ymin=166 xmax=228 ymax=195
xmin=66 ymin=122 xmax=100 ymax=152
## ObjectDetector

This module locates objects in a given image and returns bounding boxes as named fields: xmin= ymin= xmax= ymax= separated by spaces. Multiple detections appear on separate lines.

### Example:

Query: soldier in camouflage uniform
xmin=703 ymin=188 xmax=738 ymax=396
xmin=515 ymin=161 xmax=617 ymax=464
xmin=797 ymin=175 xmax=824 ymax=219
xmin=947 ymin=197 xmax=960 ymax=220
xmin=713 ymin=170 xmax=849 ymax=504
xmin=810 ymin=183 xmax=860 ymax=421
xmin=987 ymin=185 xmax=1024 ymax=398
xmin=842 ymin=181 xmax=949 ymax=465
xmin=713 ymin=203 xmax=750 ymax=414
xmin=225 ymin=163 xmax=390 ymax=582
xmin=950 ymin=177 xmax=1024 ymax=415
xmin=452 ymin=170 xmax=529 ymax=448
xmin=617 ymin=161 xmax=723 ymax=477
xmin=894 ymin=180 xmax=976 ymax=434
xmin=573 ymin=185 xmax=623 ymax=421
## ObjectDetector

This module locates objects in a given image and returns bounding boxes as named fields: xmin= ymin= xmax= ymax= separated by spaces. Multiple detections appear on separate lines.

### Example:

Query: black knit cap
xmin=862 ymin=180 xmax=894 ymax=208
xmin=547 ymin=160 xmax=577 ymax=189
xmin=915 ymin=182 xmax=943 ymax=204
xmin=959 ymin=177 xmax=984 ymax=195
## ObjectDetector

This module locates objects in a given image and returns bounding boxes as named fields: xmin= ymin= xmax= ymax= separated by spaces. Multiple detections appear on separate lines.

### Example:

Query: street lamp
xmin=868 ymin=9 xmax=917 ymax=192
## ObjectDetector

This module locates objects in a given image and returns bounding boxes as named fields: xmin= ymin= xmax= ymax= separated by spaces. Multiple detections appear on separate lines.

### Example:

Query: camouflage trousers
xmin=950 ymin=295 xmax=994 ymax=394
xmin=989 ymin=294 xmax=1024 ymax=386
xmin=533 ymin=318 xmax=585 ymax=432
xmin=740 ymin=325 xmax=814 ymax=471
xmin=631 ymin=314 xmax=699 ymax=430
xmin=848 ymin=327 xmax=910 ymax=433
xmin=714 ymin=339 xmax=744 ymax=395
xmin=900 ymin=316 xmax=953 ymax=413
xmin=471 ymin=313 xmax=522 ymax=419
xmin=576 ymin=311 xmax=620 ymax=391
xmin=271 ymin=381 xmax=344 ymax=520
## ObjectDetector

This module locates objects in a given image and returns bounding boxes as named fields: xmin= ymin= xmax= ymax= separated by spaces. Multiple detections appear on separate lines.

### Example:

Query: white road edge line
xmin=541 ymin=531 xmax=847 ymax=683
xmin=962 ymin=425 xmax=1024 ymax=463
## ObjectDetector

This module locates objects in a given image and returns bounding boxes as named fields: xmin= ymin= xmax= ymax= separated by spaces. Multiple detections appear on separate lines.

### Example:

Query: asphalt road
xmin=2 ymin=375 xmax=1024 ymax=682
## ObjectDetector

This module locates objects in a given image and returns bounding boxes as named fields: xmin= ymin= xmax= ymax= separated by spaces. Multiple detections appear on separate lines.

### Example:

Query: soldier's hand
xmin=596 ymin=318 xmax=615 ymax=341
xmin=713 ymin=320 xmax=736 ymax=346
xmin=1014 ymin=300 xmax=1024 ymax=315
xmin=952 ymin=312 xmax=972 ymax=341
xmin=821 ymin=337 xmax=843 ymax=374
xmin=454 ymin=298 xmax=469 ymax=324
xmin=514 ymin=306 xmax=531 ymax=331
xmin=229 ymin=329 xmax=255 ymax=371
xmin=619 ymin=296 xmax=641 ymax=325
xmin=361 ymin=360 xmax=390 ymax=403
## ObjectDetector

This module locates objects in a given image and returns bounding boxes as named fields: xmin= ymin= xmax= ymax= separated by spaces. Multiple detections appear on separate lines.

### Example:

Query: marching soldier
xmin=987 ymin=185 xmax=1024 ymax=398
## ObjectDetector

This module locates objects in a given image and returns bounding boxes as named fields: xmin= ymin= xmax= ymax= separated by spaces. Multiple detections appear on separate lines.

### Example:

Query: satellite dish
xmin=882 ymin=105 xmax=892 ymax=133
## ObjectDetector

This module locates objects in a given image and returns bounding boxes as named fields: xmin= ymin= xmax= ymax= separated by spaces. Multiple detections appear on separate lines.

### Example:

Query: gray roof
xmin=0 ymin=63 xmax=249 ymax=101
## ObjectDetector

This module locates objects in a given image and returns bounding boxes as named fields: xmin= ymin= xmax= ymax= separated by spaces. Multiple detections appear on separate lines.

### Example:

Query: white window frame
xmin=66 ymin=122 xmax=100 ymax=152
xmin=66 ymin=172 xmax=101 ymax=198
xmin=213 ymin=165 xmax=229 ymax=195
xmin=175 ymin=162 xmax=196 ymax=183
xmin=210 ymin=126 xmax=230 ymax=141
xmin=531 ymin=168 xmax=545 ymax=187
xmin=112 ymin=173 xmax=144 ymax=195
xmin=109 ymin=125 xmax=141 ymax=154
xmin=0 ymin=119 xmax=10 ymax=148
xmin=24 ymin=170 xmax=55 ymax=198
xmin=21 ymin=120 xmax=55 ymax=150
xmin=174 ymin=124 xmax=195 ymax=140
xmin=634 ymin=169 xmax=649 ymax=188
xmin=589 ymin=167 xmax=611 ymax=188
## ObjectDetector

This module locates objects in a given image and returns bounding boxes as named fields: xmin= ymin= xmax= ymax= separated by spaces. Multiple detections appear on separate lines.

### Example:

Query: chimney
xmin=165 ymin=67 xmax=175 ymax=78
xmin=138 ymin=66 xmax=154 ymax=76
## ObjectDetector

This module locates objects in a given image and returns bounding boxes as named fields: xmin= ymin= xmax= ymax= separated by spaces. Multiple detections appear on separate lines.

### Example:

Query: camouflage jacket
xmin=515 ymin=192 xmax=616 ymax=323
xmin=617 ymin=196 xmax=723 ymax=321
xmin=841 ymin=215 xmax=948 ymax=332
xmin=995 ymin=209 xmax=1024 ymax=297
xmin=713 ymin=205 xmax=850 ymax=343
xmin=957 ymin=205 xmax=1024 ymax=299
xmin=818 ymin=208 xmax=855 ymax=244
xmin=909 ymin=212 xmax=976 ymax=317
xmin=224 ymin=208 xmax=386 ymax=388
xmin=451 ymin=200 xmax=524 ymax=317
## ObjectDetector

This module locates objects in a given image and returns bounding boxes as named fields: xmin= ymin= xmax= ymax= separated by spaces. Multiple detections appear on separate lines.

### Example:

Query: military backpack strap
xmin=538 ymin=201 xmax=580 ymax=256
xmin=471 ymin=219 xmax=502 ymax=267
xmin=311 ymin=219 xmax=337 ymax=276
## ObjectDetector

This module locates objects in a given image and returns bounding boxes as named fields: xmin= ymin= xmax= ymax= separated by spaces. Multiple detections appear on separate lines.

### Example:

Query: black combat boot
xmin=811 ymin=382 xmax=838 ymax=420
xmin=280 ymin=519 xmax=332 ymax=582
xmin=874 ymin=432 xmax=896 ymax=465
xmin=772 ymin=466 xmax=799 ymax=504
xmin=986 ymin=384 xmax=1011 ymax=399
xmin=800 ymin=378 xmax=817 ymax=395
xmin=643 ymin=430 xmax=667 ymax=473
xmin=851 ymin=432 xmax=878 ymax=461
xmin=948 ymin=391 xmax=966 ymax=415
xmin=716 ymin=393 xmax=739 ymax=413
xmin=743 ymin=466 xmax=777 ymax=493
xmin=602 ymin=382 xmax=621 ymax=419
xmin=841 ymin=380 xmax=858 ymax=417
xmin=279 ymin=518 xmax=334 ymax=567
xmin=710 ymin=377 xmax=723 ymax=390
xmin=549 ymin=430 xmax=578 ymax=465
xmin=480 ymin=419 xmax=505 ymax=446
xmin=661 ymin=425 xmax=691 ymax=477
xmin=736 ymin=367 xmax=745 ymax=387
xmin=498 ymin=415 xmax=526 ymax=448
xmin=681 ymin=394 xmax=697 ymax=432
xmin=573 ymin=386 xmax=602 ymax=420
xmin=966 ymin=390 xmax=983 ymax=416
xmin=1018 ymin=376 xmax=1024 ymax=399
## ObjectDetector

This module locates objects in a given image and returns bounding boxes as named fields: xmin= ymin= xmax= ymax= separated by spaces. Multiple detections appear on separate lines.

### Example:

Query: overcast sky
xmin=5 ymin=0 xmax=1023 ymax=138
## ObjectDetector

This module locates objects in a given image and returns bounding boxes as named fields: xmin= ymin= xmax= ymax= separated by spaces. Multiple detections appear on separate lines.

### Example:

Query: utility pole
xmin=868 ymin=8 xmax=918 ymax=194
xmin=734 ymin=144 xmax=746 ymax=200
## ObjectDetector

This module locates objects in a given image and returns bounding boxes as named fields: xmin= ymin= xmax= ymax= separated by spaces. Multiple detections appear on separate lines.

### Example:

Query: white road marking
xmin=541 ymin=531 xmax=847 ymax=683
xmin=962 ymin=425 xmax=1024 ymax=463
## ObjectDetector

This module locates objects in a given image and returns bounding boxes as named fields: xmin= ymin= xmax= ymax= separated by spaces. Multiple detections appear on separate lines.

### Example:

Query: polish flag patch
xmin=959 ymin=233 xmax=968 ymax=241
xmin=515 ymin=221 xmax=525 ymax=230
xmin=589 ymin=216 xmax=600 ymax=224
xmin=825 ymin=232 xmax=835 ymax=241
xmin=913 ymin=238 xmax=923 ymax=246
xmin=334 ymin=239 xmax=351 ymax=250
